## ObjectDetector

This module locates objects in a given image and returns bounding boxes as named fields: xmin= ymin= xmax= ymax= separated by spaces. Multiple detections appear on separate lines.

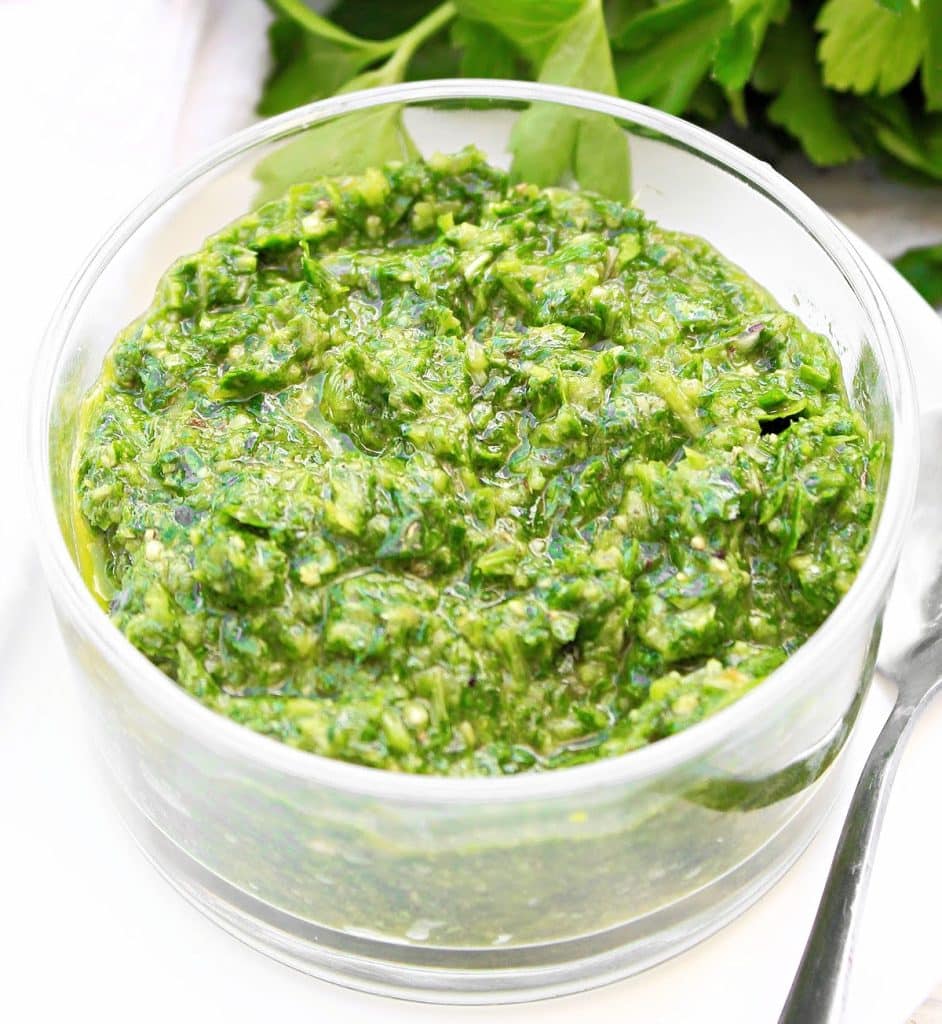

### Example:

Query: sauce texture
xmin=76 ymin=148 xmax=880 ymax=775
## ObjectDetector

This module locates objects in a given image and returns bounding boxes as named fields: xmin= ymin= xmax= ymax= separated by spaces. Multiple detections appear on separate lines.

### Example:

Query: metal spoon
xmin=779 ymin=411 xmax=942 ymax=1023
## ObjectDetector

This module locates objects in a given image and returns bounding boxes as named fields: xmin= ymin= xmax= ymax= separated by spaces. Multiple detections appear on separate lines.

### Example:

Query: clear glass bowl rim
xmin=27 ymin=78 xmax=919 ymax=803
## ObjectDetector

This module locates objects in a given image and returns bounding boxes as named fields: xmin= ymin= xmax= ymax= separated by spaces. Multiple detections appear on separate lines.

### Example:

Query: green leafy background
xmin=258 ymin=0 xmax=942 ymax=305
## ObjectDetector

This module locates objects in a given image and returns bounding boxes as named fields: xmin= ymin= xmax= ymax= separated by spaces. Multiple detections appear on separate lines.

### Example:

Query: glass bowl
xmin=28 ymin=80 xmax=918 ymax=1003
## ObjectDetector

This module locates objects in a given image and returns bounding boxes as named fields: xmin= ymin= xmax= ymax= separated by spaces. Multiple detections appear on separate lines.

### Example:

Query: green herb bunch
xmin=258 ymin=0 xmax=942 ymax=304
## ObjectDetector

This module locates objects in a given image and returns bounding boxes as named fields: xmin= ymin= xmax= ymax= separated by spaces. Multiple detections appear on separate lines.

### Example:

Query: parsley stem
xmin=271 ymin=0 xmax=392 ymax=56
xmin=384 ymin=2 xmax=457 ymax=80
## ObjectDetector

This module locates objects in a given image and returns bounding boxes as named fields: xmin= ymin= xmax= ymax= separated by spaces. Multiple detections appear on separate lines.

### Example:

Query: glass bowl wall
xmin=29 ymin=81 xmax=917 ymax=1002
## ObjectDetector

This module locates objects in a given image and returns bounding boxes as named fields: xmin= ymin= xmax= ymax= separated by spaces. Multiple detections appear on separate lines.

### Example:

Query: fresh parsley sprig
xmin=260 ymin=0 xmax=942 ymax=179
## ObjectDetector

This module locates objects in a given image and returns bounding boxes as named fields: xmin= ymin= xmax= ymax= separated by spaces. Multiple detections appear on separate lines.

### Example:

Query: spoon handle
xmin=778 ymin=699 xmax=915 ymax=1024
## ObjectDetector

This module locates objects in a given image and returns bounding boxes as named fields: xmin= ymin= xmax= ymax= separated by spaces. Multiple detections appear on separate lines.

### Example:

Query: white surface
xmin=2 ymin=3 xmax=942 ymax=1022
xmin=786 ymin=155 xmax=942 ymax=261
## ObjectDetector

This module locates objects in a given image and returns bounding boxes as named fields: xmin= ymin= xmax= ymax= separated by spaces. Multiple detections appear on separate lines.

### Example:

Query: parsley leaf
xmin=864 ymin=95 xmax=942 ymax=180
xmin=753 ymin=12 xmax=861 ymax=165
xmin=924 ymin=0 xmax=942 ymax=112
xmin=453 ymin=0 xmax=584 ymax=64
xmin=574 ymin=112 xmax=632 ymax=198
xmin=532 ymin=0 xmax=617 ymax=93
xmin=451 ymin=18 xmax=520 ymax=78
xmin=510 ymin=106 xmax=581 ymax=188
xmin=816 ymin=0 xmax=925 ymax=96
xmin=713 ymin=0 xmax=788 ymax=91
xmin=874 ymin=0 xmax=911 ymax=12
xmin=254 ymin=100 xmax=419 ymax=203
xmin=893 ymin=243 xmax=942 ymax=307
xmin=613 ymin=0 xmax=730 ymax=115
xmin=259 ymin=14 xmax=388 ymax=116
xmin=509 ymin=0 xmax=630 ymax=200
xmin=255 ymin=5 xmax=456 ymax=199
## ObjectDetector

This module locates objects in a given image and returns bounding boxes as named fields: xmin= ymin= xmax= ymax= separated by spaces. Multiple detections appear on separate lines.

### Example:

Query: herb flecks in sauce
xmin=76 ymin=149 xmax=879 ymax=775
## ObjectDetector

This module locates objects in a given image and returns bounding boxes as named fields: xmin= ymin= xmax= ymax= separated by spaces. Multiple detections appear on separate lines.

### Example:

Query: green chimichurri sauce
xmin=75 ymin=148 xmax=880 ymax=776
